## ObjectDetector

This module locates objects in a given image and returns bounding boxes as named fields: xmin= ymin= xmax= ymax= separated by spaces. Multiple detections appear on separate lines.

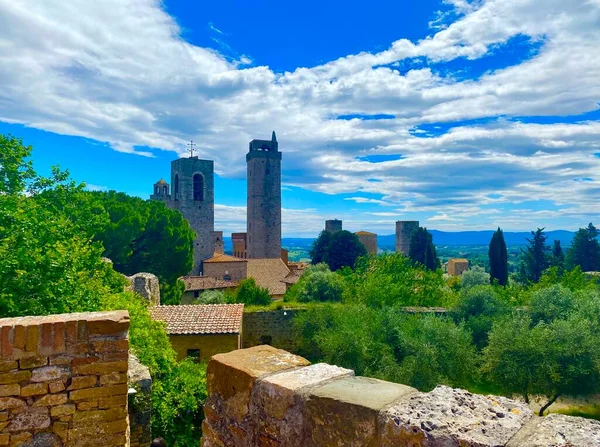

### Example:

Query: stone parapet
xmin=128 ymin=354 xmax=152 ymax=447
xmin=201 ymin=346 xmax=600 ymax=447
xmin=0 ymin=310 xmax=130 ymax=446
xmin=126 ymin=273 xmax=161 ymax=306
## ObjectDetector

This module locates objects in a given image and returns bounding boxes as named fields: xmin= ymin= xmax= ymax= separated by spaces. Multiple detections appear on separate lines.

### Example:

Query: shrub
xmin=235 ymin=278 xmax=272 ymax=305
xmin=194 ymin=290 xmax=227 ymax=305
xmin=461 ymin=266 xmax=490 ymax=290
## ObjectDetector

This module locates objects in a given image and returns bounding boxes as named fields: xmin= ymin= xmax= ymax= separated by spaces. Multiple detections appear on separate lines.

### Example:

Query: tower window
xmin=156 ymin=186 xmax=160 ymax=195
xmin=174 ymin=174 xmax=179 ymax=200
xmin=163 ymin=186 xmax=168 ymax=195
xmin=193 ymin=174 xmax=204 ymax=201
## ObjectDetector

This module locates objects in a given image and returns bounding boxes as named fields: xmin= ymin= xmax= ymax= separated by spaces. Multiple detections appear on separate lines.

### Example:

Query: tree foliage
xmin=519 ymin=228 xmax=550 ymax=283
xmin=235 ymin=278 xmax=272 ymax=305
xmin=309 ymin=230 xmax=367 ymax=271
xmin=489 ymin=228 xmax=508 ymax=286
xmin=460 ymin=266 xmax=490 ymax=290
xmin=550 ymin=240 xmax=565 ymax=270
xmin=409 ymin=227 xmax=440 ymax=271
xmin=566 ymin=223 xmax=600 ymax=272
xmin=295 ymin=265 xmax=344 ymax=303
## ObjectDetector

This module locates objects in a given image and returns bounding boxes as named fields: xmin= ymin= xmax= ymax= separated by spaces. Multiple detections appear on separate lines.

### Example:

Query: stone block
xmin=126 ymin=273 xmax=161 ymax=306
xmin=0 ymin=433 xmax=7 ymax=445
xmin=380 ymin=385 xmax=533 ymax=446
xmin=507 ymin=413 xmax=600 ymax=446
xmin=0 ymin=384 xmax=20 ymax=397
xmin=0 ymin=361 xmax=17 ymax=373
xmin=48 ymin=380 xmax=65 ymax=393
xmin=30 ymin=366 xmax=68 ymax=383
xmin=86 ymin=310 xmax=130 ymax=336
xmin=19 ymin=356 xmax=48 ymax=370
xmin=8 ymin=431 xmax=32 ymax=445
xmin=20 ymin=383 xmax=47 ymax=397
xmin=23 ymin=433 xmax=62 ymax=446
xmin=72 ymin=360 xmax=127 ymax=376
xmin=69 ymin=383 xmax=127 ymax=401
xmin=252 ymin=363 xmax=354 ymax=445
xmin=0 ymin=370 xmax=31 ymax=384
xmin=32 ymin=392 xmax=67 ymax=407
xmin=7 ymin=407 xmax=50 ymax=431
xmin=50 ymin=404 xmax=75 ymax=417
xmin=304 ymin=376 xmax=416 ymax=447
xmin=68 ymin=375 xmax=97 ymax=390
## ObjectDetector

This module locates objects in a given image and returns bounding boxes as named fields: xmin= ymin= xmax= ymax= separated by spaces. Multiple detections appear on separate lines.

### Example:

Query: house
xmin=149 ymin=304 xmax=244 ymax=361
xmin=448 ymin=258 xmax=469 ymax=276
xmin=246 ymin=258 xmax=290 ymax=299
xmin=180 ymin=275 xmax=238 ymax=304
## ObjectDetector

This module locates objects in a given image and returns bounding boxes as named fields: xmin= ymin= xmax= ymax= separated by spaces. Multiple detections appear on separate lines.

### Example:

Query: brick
xmin=53 ymin=321 xmax=65 ymax=352
xmin=20 ymin=383 xmax=47 ymax=397
xmin=19 ymin=356 xmax=48 ymax=369
xmin=7 ymin=406 xmax=50 ymax=431
xmin=77 ymin=400 xmax=98 ymax=411
xmin=0 ymin=434 xmax=7 ymax=446
xmin=72 ymin=360 xmax=127 ymax=376
xmin=12 ymin=326 xmax=25 ymax=351
xmin=0 ymin=361 xmax=17 ymax=373
xmin=51 ymin=404 xmax=75 ymax=417
xmin=72 ymin=406 xmax=127 ymax=425
xmin=91 ymin=339 xmax=128 ymax=353
xmin=40 ymin=322 xmax=53 ymax=354
xmin=98 ymin=396 xmax=124 ymax=409
xmin=8 ymin=431 xmax=32 ymax=445
xmin=1 ymin=327 xmax=13 ymax=358
xmin=101 ymin=351 xmax=129 ymax=362
xmin=30 ymin=365 xmax=68 ymax=382
xmin=69 ymin=384 xmax=127 ymax=401
xmin=99 ymin=372 xmax=127 ymax=386
xmin=0 ymin=370 xmax=31 ymax=385
xmin=72 ymin=356 xmax=98 ymax=367
xmin=49 ymin=355 xmax=72 ymax=366
xmin=87 ymin=311 xmax=129 ymax=336
xmin=49 ymin=380 xmax=66 ymax=393
xmin=32 ymin=393 xmax=67 ymax=407
xmin=53 ymin=421 xmax=69 ymax=441
xmin=65 ymin=320 xmax=77 ymax=351
xmin=25 ymin=325 xmax=39 ymax=353
xmin=68 ymin=375 xmax=97 ymax=390
xmin=67 ymin=419 xmax=128 ymax=440
xmin=0 ymin=412 xmax=7 ymax=421
xmin=77 ymin=320 xmax=88 ymax=344
xmin=0 ymin=397 xmax=26 ymax=410
xmin=0 ymin=385 xmax=19 ymax=397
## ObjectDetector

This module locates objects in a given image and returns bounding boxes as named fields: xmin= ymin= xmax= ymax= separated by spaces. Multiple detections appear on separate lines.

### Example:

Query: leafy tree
xmin=488 ymin=228 xmax=508 ymax=286
xmin=550 ymin=240 xmax=565 ymax=269
xmin=296 ymin=267 xmax=344 ymax=303
xmin=193 ymin=290 xmax=227 ymax=305
xmin=483 ymin=315 xmax=600 ymax=415
xmin=529 ymin=285 xmax=575 ymax=325
xmin=566 ymin=223 xmax=600 ymax=272
xmin=409 ymin=227 xmax=440 ymax=271
xmin=460 ymin=266 xmax=490 ymax=290
xmin=519 ymin=228 xmax=549 ymax=283
xmin=309 ymin=230 xmax=367 ymax=271
xmin=453 ymin=286 xmax=508 ymax=350
xmin=235 ymin=278 xmax=271 ymax=305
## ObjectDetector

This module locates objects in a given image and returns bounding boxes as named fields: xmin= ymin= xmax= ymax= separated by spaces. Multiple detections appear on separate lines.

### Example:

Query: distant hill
xmin=223 ymin=230 xmax=575 ymax=253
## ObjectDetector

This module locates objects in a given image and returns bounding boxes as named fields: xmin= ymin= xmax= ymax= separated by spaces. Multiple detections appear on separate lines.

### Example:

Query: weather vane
xmin=187 ymin=140 xmax=196 ymax=158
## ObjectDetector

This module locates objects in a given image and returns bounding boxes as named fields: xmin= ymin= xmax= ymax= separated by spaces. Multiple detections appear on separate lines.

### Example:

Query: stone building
xmin=247 ymin=132 xmax=282 ymax=259
xmin=355 ymin=231 xmax=378 ymax=255
xmin=151 ymin=156 xmax=215 ymax=275
xmin=396 ymin=220 xmax=419 ymax=256
xmin=232 ymin=232 xmax=248 ymax=258
xmin=149 ymin=304 xmax=244 ymax=361
xmin=213 ymin=231 xmax=224 ymax=254
xmin=448 ymin=258 xmax=469 ymax=276
xmin=180 ymin=275 xmax=239 ymax=304
xmin=325 ymin=219 xmax=342 ymax=233
xmin=203 ymin=253 xmax=249 ymax=282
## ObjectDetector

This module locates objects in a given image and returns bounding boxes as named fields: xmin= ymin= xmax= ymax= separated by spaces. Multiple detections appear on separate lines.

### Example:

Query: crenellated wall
xmin=201 ymin=345 xmax=600 ymax=447
xmin=0 ymin=310 xmax=131 ymax=446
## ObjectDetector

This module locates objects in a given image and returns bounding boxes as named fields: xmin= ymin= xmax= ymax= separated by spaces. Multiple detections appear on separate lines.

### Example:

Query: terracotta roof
xmin=281 ymin=269 xmax=300 ymax=285
xmin=204 ymin=253 xmax=247 ymax=263
xmin=449 ymin=258 xmax=469 ymax=263
xmin=247 ymin=258 xmax=290 ymax=296
xmin=180 ymin=275 xmax=238 ymax=292
xmin=156 ymin=179 xmax=168 ymax=185
xmin=149 ymin=304 xmax=244 ymax=335
xmin=355 ymin=231 xmax=376 ymax=235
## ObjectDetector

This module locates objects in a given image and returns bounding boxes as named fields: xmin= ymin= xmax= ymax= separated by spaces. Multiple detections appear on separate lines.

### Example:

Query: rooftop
xmin=149 ymin=304 xmax=244 ymax=335
xmin=204 ymin=252 xmax=247 ymax=263
xmin=355 ymin=231 xmax=376 ymax=236
xmin=449 ymin=258 xmax=469 ymax=263
xmin=247 ymin=258 xmax=290 ymax=296
xmin=180 ymin=275 xmax=238 ymax=292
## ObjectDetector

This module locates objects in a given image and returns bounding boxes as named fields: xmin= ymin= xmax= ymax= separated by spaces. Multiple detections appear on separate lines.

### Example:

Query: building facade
xmin=151 ymin=156 xmax=215 ymax=275
xmin=355 ymin=231 xmax=378 ymax=255
xmin=448 ymin=258 xmax=469 ymax=276
xmin=246 ymin=132 xmax=282 ymax=259
xmin=396 ymin=221 xmax=419 ymax=256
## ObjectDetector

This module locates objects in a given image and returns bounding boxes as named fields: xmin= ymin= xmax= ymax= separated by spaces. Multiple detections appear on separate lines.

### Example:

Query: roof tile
xmin=149 ymin=304 xmax=244 ymax=335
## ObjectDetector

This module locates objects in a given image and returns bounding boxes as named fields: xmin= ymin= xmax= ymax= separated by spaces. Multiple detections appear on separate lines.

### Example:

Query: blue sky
xmin=0 ymin=0 xmax=599 ymax=237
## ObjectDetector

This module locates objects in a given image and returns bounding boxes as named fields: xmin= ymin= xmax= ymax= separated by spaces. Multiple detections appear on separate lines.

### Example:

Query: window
xmin=193 ymin=291 xmax=200 ymax=298
xmin=174 ymin=174 xmax=179 ymax=200
xmin=187 ymin=349 xmax=200 ymax=360
xmin=224 ymin=274 xmax=231 ymax=281
xmin=155 ymin=186 xmax=160 ymax=194
xmin=193 ymin=174 xmax=204 ymax=201
xmin=163 ymin=185 xmax=167 ymax=195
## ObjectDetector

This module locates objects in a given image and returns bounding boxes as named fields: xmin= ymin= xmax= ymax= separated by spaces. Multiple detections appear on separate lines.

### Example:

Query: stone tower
xmin=151 ymin=157 xmax=214 ymax=275
xmin=325 ymin=219 xmax=342 ymax=233
xmin=246 ymin=131 xmax=282 ymax=259
xmin=396 ymin=221 xmax=419 ymax=256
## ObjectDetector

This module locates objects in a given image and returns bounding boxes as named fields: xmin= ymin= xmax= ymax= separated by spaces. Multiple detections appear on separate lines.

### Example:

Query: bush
xmin=461 ymin=266 xmax=490 ymax=290
xmin=235 ymin=278 xmax=272 ymax=305
xmin=296 ymin=268 xmax=344 ymax=303
xmin=194 ymin=290 xmax=227 ymax=305
xmin=529 ymin=284 xmax=575 ymax=325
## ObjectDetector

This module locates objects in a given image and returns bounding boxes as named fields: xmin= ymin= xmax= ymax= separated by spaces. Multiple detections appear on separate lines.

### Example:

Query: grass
xmin=554 ymin=405 xmax=600 ymax=421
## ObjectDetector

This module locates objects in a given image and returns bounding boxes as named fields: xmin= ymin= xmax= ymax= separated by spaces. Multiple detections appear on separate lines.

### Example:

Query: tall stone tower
xmin=246 ymin=131 xmax=282 ymax=259
xmin=396 ymin=221 xmax=419 ymax=256
xmin=325 ymin=219 xmax=342 ymax=233
xmin=151 ymin=156 xmax=214 ymax=275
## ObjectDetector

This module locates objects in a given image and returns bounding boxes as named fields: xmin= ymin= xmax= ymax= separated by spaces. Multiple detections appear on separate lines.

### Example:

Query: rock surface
xmin=126 ymin=272 xmax=161 ymax=306
xmin=507 ymin=413 xmax=600 ymax=446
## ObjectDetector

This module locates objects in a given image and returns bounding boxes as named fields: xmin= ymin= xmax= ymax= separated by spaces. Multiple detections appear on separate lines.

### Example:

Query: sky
xmin=0 ymin=0 xmax=599 ymax=237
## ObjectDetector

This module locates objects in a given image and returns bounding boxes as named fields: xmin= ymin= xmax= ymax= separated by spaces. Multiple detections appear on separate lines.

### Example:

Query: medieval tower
xmin=151 ymin=154 xmax=215 ymax=275
xmin=396 ymin=220 xmax=419 ymax=256
xmin=246 ymin=131 xmax=282 ymax=259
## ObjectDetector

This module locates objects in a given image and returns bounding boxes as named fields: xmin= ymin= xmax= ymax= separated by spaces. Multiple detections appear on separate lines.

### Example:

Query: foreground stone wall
xmin=0 ymin=310 xmax=130 ymax=446
xmin=128 ymin=355 xmax=152 ymax=447
xmin=202 ymin=346 xmax=600 ymax=447
xmin=242 ymin=310 xmax=300 ymax=352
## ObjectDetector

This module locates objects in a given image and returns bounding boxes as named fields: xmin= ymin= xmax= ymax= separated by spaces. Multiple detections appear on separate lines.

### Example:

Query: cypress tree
xmin=409 ymin=227 xmax=441 ymax=270
xmin=489 ymin=227 xmax=508 ymax=286
xmin=551 ymin=240 xmax=565 ymax=269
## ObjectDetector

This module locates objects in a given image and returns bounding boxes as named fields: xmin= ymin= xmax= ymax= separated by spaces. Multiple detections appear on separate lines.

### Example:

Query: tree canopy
xmin=408 ymin=227 xmax=440 ymax=271
xmin=309 ymin=230 xmax=367 ymax=271
xmin=489 ymin=227 xmax=508 ymax=286
xmin=566 ymin=223 xmax=600 ymax=272
xmin=519 ymin=228 xmax=549 ymax=283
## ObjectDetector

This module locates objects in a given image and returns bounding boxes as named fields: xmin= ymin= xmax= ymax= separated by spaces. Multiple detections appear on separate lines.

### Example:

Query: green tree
xmin=296 ymin=269 xmax=344 ymax=303
xmin=519 ymin=228 xmax=549 ymax=283
xmin=409 ymin=227 xmax=440 ymax=271
xmin=529 ymin=284 xmax=575 ymax=325
xmin=309 ymin=230 xmax=366 ymax=271
xmin=460 ymin=266 xmax=490 ymax=290
xmin=193 ymin=290 xmax=227 ymax=305
xmin=489 ymin=228 xmax=508 ymax=286
xmin=566 ymin=223 xmax=600 ymax=272
xmin=235 ymin=278 xmax=271 ymax=305
xmin=550 ymin=240 xmax=565 ymax=269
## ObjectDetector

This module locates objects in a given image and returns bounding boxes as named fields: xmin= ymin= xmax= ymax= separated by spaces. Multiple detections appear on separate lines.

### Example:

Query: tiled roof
xmin=156 ymin=179 xmax=168 ymax=185
xmin=281 ymin=269 xmax=301 ymax=285
xmin=149 ymin=304 xmax=244 ymax=335
xmin=355 ymin=231 xmax=376 ymax=235
xmin=204 ymin=253 xmax=247 ymax=263
xmin=180 ymin=275 xmax=238 ymax=292
xmin=247 ymin=258 xmax=290 ymax=296
xmin=449 ymin=258 xmax=469 ymax=263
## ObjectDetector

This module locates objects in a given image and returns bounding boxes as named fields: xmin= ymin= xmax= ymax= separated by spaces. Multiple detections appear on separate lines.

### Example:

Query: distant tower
xmin=232 ymin=233 xmax=248 ymax=259
xmin=246 ymin=131 xmax=282 ymax=259
xmin=396 ymin=221 xmax=419 ymax=256
xmin=150 ymin=179 xmax=169 ymax=201
xmin=355 ymin=231 xmax=378 ymax=255
xmin=325 ymin=219 xmax=343 ymax=233
xmin=213 ymin=231 xmax=224 ymax=255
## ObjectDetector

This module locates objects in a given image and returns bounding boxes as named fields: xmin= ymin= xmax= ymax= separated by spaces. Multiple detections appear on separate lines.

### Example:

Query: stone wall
xmin=242 ymin=310 xmax=300 ymax=352
xmin=201 ymin=346 xmax=600 ymax=447
xmin=0 ymin=310 xmax=131 ymax=446
xmin=204 ymin=261 xmax=248 ymax=283
xmin=128 ymin=355 xmax=152 ymax=447
xmin=126 ymin=273 xmax=160 ymax=306
xmin=168 ymin=334 xmax=240 ymax=362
